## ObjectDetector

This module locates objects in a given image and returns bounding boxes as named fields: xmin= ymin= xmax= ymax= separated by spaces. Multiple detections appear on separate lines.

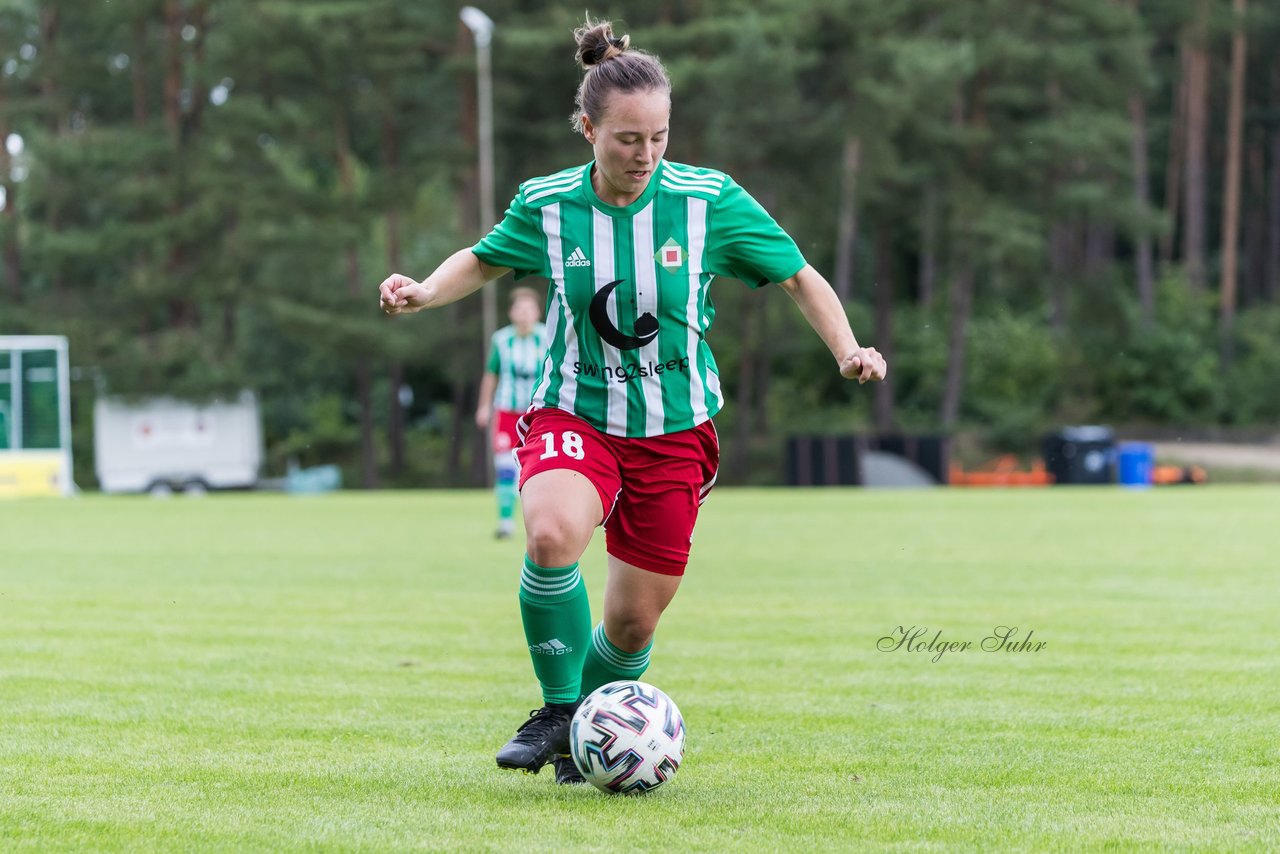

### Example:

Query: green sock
xmin=496 ymin=482 xmax=517 ymax=521
xmin=495 ymin=458 xmax=517 ymax=522
xmin=579 ymin=622 xmax=652 ymax=698
xmin=519 ymin=555 xmax=591 ymax=704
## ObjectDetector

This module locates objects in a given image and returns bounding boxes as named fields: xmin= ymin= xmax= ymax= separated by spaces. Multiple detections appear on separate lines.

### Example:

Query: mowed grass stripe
xmin=1 ymin=488 xmax=1276 ymax=851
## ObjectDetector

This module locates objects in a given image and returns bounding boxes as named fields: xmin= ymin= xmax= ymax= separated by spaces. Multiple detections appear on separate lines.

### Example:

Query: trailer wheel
xmin=183 ymin=480 xmax=208 ymax=497
xmin=148 ymin=481 xmax=174 ymax=498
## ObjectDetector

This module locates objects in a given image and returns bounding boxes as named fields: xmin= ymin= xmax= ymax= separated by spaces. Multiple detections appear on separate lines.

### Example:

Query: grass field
xmin=1 ymin=486 xmax=1277 ymax=852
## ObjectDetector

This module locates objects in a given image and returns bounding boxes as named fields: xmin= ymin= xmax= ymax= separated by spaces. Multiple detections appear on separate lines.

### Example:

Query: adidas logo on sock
xmin=565 ymin=247 xmax=591 ymax=268
xmin=530 ymin=638 xmax=573 ymax=655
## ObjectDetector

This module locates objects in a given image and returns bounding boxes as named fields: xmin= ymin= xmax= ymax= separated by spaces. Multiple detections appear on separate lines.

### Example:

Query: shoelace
xmin=512 ymin=708 xmax=566 ymax=742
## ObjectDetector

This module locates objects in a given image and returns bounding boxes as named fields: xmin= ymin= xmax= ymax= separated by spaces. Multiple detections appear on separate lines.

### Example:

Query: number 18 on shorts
xmin=515 ymin=408 xmax=719 ymax=577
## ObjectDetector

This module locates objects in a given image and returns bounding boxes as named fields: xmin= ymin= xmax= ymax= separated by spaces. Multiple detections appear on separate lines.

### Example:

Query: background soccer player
xmin=380 ymin=17 xmax=886 ymax=785
xmin=476 ymin=287 xmax=547 ymax=539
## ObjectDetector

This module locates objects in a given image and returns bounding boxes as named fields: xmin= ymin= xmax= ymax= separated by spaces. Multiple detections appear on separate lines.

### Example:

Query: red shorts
xmin=492 ymin=410 xmax=521 ymax=454
xmin=514 ymin=408 xmax=719 ymax=577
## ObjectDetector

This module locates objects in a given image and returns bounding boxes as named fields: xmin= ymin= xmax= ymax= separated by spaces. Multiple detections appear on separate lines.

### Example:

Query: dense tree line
xmin=1 ymin=0 xmax=1278 ymax=487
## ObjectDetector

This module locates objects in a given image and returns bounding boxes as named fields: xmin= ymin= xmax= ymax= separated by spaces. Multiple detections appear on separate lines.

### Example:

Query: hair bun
xmin=574 ymin=19 xmax=630 ymax=69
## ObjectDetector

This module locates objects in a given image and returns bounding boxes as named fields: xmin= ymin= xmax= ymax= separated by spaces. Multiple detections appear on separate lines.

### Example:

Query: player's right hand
xmin=379 ymin=274 xmax=430 ymax=315
xmin=839 ymin=346 xmax=887 ymax=384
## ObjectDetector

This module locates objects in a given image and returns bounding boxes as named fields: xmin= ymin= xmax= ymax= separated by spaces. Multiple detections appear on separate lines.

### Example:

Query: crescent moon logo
xmin=589 ymin=280 xmax=659 ymax=350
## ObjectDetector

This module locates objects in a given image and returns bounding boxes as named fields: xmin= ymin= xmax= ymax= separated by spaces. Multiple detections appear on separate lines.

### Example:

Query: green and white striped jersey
xmin=486 ymin=323 xmax=547 ymax=413
xmin=472 ymin=160 xmax=805 ymax=438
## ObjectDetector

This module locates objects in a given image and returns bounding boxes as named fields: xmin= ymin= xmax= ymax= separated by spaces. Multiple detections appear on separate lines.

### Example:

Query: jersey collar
xmin=582 ymin=160 xmax=665 ymax=217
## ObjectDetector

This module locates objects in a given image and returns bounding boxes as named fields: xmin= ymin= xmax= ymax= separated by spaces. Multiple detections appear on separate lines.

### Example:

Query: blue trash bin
xmin=1117 ymin=442 xmax=1154 ymax=488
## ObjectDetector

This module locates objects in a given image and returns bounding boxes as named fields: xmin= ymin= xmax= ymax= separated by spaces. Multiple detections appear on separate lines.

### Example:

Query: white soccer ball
xmin=570 ymin=680 xmax=685 ymax=794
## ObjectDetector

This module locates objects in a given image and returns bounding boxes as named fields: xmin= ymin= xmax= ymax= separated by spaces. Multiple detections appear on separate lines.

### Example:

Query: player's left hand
xmin=839 ymin=347 xmax=887 ymax=384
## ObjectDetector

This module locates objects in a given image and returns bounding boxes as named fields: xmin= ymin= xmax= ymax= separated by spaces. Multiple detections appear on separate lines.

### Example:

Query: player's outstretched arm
xmin=776 ymin=264 xmax=887 ymax=384
xmin=379 ymin=249 xmax=511 ymax=316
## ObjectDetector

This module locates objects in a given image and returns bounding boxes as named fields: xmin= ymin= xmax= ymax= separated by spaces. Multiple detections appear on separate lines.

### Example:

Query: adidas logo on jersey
xmin=530 ymin=638 xmax=573 ymax=655
xmin=565 ymin=247 xmax=591 ymax=267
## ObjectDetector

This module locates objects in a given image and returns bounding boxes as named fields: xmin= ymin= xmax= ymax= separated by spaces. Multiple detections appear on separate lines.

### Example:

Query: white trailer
xmin=94 ymin=391 xmax=263 ymax=494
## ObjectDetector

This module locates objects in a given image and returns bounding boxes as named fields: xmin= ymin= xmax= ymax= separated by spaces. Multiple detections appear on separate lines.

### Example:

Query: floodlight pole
xmin=461 ymin=6 xmax=497 ymax=352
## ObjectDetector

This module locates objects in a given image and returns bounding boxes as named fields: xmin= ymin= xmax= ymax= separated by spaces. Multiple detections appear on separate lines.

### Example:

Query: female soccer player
xmin=379 ymin=18 xmax=886 ymax=784
xmin=476 ymin=287 xmax=547 ymax=539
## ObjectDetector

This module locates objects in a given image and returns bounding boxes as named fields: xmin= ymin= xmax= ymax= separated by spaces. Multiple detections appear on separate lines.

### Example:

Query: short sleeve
xmin=703 ymin=177 xmax=806 ymax=288
xmin=472 ymin=193 xmax=546 ymax=280
xmin=485 ymin=336 xmax=501 ymax=373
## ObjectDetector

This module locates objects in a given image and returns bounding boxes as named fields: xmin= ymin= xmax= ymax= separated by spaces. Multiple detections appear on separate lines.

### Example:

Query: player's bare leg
xmin=600 ymin=556 xmax=682 ymax=652
xmin=579 ymin=556 xmax=681 ymax=692
xmin=521 ymin=469 xmax=601 ymax=567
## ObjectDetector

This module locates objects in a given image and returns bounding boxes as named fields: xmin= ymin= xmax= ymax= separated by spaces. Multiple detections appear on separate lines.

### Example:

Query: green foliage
xmin=1094 ymin=277 xmax=1221 ymax=424
xmin=1 ymin=0 xmax=1278 ymax=488
xmin=883 ymin=304 xmax=949 ymax=432
xmin=964 ymin=310 xmax=1063 ymax=450
xmin=1220 ymin=306 xmax=1280 ymax=425
xmin=753 ymin=295 xmax=876 ymax=432
xmin=269 ymin=392 xmax=359 ymax=470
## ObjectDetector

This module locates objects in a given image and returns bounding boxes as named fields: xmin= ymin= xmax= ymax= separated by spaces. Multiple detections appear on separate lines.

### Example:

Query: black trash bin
xmin=1042 ymin=426 xmax=1115 ymax=485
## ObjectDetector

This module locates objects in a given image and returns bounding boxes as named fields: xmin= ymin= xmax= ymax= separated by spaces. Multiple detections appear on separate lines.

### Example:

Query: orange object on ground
xmin=949 ymin=455 xmax=1053 ymax=487
xmin=1152 ymin=464 xmax=1208 ymax=485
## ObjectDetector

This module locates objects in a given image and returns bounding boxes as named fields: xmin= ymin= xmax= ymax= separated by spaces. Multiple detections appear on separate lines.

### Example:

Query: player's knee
xmin=605 ymin=615 xmax=657 ymax=653
xmin=524 ymin=511 xmax=589 ymax=567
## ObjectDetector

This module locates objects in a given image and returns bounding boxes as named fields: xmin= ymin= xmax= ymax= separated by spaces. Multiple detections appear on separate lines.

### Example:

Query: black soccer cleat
xmin=552 ymin=754 xmax=586 ymax=785
xmin=495 ymin=704 xmax=577 ymax=774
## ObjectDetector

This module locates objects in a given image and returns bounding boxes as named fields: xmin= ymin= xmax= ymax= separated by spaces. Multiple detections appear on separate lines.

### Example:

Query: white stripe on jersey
xmin=593 ymin=208 xmax=628 ymax=435
xmin=632 ymin=201 xmax=665 ymax=436
xmin=660 ymin=179 xmax=721 ymax=198
xmin=538 ymin=203 xmax=579 ymax=412
xmin=662 ymin=171 xmax=724 ymax=190
xmin=686 ymin=197 xmax=709 ymax=423
xmin=530 ymin=296 xmax=559 ymax=410
xmin=663 ymin=162 xmax=718 ymax=179
xmin=665 ymin=162 xmax=722 ymax=177
xmin=525 ymin=179 xmax=581 ymax=204
xmin=663 ymin=165 xmax=725 ymax=192
xmin=523 ymin=166 xmax=581 ymax=192
xmin=706 ymin=355 xmax=723 ymax=405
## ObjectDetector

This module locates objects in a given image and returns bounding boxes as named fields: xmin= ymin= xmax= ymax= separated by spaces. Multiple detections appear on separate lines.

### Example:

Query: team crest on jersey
xmin=656 ymin=238 xmax=684 ymax=272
